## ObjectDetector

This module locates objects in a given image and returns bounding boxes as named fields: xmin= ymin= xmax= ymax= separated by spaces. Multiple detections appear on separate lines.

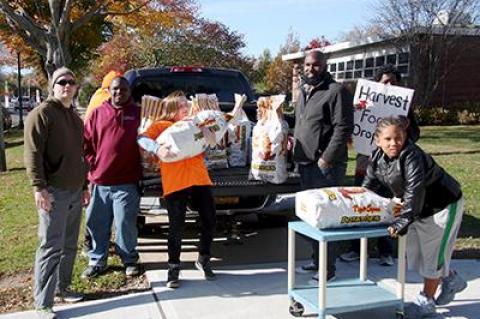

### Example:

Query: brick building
xmin=282 ymin=27 xmax=480 ymax=107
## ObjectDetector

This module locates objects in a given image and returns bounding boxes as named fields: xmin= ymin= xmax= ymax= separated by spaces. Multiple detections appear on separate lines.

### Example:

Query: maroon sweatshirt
xmin=84 ymin=99 xmax=141 ymax=185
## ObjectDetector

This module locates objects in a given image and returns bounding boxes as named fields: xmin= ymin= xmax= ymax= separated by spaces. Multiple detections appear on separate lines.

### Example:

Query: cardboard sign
xmin=352 ymin=79 xmax=414 ymax=155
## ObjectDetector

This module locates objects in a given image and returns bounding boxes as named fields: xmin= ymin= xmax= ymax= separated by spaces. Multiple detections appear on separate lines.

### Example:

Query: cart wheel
xmin=289 ymin=301 xmax=304 ymax=317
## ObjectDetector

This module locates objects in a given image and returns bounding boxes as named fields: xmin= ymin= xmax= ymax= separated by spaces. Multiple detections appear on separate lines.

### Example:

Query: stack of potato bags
xmin=156 ymin=94 xmax=247 ymax=163
xmin=249 ymin=95 xmax=289 ymax=184
xmin=296 ymin=187 xmax=397 ymax=229
xmin=139 ymin=95 xmax=163 ymax=175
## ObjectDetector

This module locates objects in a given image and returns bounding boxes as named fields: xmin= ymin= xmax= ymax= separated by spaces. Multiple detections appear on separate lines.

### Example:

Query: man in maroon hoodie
xmin=82 ymin=76 xmax=142 ymax=278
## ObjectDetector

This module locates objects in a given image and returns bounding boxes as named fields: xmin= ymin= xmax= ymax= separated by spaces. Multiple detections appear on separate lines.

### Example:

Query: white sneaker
xmin=379 ymin=255 xmax=394 ymax=266
xmin=35 ymin=307 xmax=57 ymax=319
xmin=339 ymin=251 xmax=360 ymax=262
xmin=405 ymin=292 xmax=437 ymax=318
xmin=295 ymin=261 xmax=318 ymax=274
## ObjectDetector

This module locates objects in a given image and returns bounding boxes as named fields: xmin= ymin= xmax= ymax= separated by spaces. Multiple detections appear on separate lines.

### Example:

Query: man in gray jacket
xmin=293 ymin=50 xmax=354 ymax=281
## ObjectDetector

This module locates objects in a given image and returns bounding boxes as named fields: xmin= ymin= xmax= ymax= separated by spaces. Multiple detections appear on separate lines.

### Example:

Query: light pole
xmin=17 ymin=51 xmax=23 ymax=129
xmin=0 ymin=100 xmax=6 ymax=171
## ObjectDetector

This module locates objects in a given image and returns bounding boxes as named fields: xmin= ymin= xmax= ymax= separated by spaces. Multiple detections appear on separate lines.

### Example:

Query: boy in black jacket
xmin=363 ymin=116 xmax=467 ymax=318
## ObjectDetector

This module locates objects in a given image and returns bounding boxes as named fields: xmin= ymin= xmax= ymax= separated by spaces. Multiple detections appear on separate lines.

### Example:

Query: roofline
xmin=282 ymin=25 xmax=480 ymax=62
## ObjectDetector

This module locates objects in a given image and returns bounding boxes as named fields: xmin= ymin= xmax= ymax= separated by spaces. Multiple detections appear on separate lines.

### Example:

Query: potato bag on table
xmin=296 ymin=187 xmax=396 ymax=229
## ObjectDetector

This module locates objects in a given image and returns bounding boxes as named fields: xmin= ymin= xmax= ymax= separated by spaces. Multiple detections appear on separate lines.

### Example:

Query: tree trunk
xmin=44 ymin=28 xmax=71 ymax=78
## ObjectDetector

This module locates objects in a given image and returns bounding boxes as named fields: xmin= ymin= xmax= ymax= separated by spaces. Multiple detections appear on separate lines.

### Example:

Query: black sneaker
xmin=195 ymin=257 xmax=216 ymax=281
xmin=81 ymin=265 xmax=108 ymax=279
xmin=166 ymin=264 xmax=180 ymax=288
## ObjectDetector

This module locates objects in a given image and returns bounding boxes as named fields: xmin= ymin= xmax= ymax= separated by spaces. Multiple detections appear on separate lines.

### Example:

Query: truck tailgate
xmin=140 ymin=167 xmax=302 ymax=197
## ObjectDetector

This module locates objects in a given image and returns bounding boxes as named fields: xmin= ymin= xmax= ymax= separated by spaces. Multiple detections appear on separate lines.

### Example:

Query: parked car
xmin=1 ymin=106 xmax=12 ymax=130
xmin=11 ymin=96 xmax=34 ymax=111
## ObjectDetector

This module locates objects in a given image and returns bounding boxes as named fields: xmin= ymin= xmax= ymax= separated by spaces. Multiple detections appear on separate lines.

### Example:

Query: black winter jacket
xmin=363 ymin=141 xmax=462 ymax=235
xmin=293 ymin=73 xmax=353 ymax=165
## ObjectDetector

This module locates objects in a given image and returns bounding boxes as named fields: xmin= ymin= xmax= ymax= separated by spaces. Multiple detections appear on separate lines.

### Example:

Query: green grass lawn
xmin=0 ymin=129 xmax=142 ymax=304
xmin=417 ymin=126 xmax=480 ymax=250
xmin=1 ymin=125 xmax=479 ymax=277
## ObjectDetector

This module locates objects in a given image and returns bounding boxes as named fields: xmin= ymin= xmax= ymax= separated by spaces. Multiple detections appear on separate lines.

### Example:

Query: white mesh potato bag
xmin=250 ymin=95 xmax=289 ymax=184
xmin=296 ymin=187 xmax=396 ymax=229
xmin=156 ymin=94 xmax=247 ymax=162
xmin=195 ymin=94 xmax=229 ymax=170
xmin=205 ymin=135 xmax=229 ymax=169
xmin=227 ymin=109 xmax=252 ymax=167
xmin=139 ymin=95 xmax=163 ymax=175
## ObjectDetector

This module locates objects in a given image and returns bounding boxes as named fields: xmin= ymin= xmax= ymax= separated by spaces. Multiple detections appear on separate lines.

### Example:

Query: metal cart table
xmin=288 ymin=221 xmax=406 ymax=319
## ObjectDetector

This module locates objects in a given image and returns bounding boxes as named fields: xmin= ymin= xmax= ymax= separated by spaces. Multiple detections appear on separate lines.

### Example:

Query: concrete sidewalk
xmin=148 ymin=258 xmax=480 ymax=319
xmin=0 ymin=291 xmax=161 ymax=319
xmin=1 ymin=259 xmax=478 ymax=319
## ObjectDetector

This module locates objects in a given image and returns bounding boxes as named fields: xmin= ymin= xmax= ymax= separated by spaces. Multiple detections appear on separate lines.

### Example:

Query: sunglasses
xmin=55 ymin=79 xmax=76 ymax=86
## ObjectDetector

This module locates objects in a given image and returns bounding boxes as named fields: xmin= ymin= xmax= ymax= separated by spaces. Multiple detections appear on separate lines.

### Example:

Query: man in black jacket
xmin=293 ymin=51 xmax=354 ymax=281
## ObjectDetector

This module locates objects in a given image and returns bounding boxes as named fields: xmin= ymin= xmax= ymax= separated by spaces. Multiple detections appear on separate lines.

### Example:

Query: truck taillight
xmin=170 ymin=66 xmax=203 ymax=73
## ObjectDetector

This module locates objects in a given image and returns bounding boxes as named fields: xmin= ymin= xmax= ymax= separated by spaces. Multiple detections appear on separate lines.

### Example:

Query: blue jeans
xmin=86 ymin=184 xmax=140 ymax=267
xmin=298 ymin=162 xmax=347 ymax=275
xmin=34 ymin=186 xmax=83 ymax=309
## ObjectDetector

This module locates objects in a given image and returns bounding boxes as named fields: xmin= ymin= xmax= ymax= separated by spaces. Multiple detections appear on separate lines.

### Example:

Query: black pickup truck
xmin=125 ymin=66 xmax=301 ymax=228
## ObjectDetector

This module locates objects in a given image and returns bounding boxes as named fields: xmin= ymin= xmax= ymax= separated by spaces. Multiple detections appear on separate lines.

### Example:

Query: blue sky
xmin=199 ymin=0 xmax=375 ymax=57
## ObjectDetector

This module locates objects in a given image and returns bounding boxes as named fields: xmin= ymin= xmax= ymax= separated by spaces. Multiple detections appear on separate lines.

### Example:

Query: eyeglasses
xmin=55 ymin=79 xmax=76 ymax=86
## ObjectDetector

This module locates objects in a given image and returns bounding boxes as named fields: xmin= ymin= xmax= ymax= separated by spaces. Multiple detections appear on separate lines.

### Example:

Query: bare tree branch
xmin=0 ymin=1 xmax=47 ymax=41
xmin=371 ymin=0 xmax=480 ymax=106
xmin=71 ymin=1 xmax=110 ymax=32
xmin=48 ymin=0 xmax=61 ymax=26
xmin=59 ymin=0 xmax=74 ymax=31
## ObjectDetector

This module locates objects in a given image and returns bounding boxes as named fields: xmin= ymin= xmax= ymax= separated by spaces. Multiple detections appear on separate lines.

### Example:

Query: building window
xmin=365 ymin=57 xmax=374 ymax=68
xmin=337 ymin=72 xmax=345 ymax=79
xmin=397 ymin=65 xmax=409 ymax=74
xmin=338 ymin=62 xmax=345 ymax=71
xmin=354 ymin=71 xmax=362 ymax=78
xmin=387 ymin=54 xmax=397 ymax=65
xmin=398 ymin=52 xmax=409 ymax=64
xmin=364 ymin=69 xmax=374 ymax=78
xmin=346 ymin=61 xmax=354 ymax=70
xmin=331 ymin=73 xmax=336 ymax=79
xmin=329 ymin=63 xmax=337 ymax=72
xmin=345 ymin=71 xmax=353 ymax=79
xmin=375 ymin=56 xmax=385 ymax=67
xmin=354 ymin=60 xmax=363 ymax=69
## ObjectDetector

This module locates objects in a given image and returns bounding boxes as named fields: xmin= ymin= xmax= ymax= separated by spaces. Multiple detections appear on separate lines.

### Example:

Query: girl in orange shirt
xmin=137 ymin=91 xmax=216 ymax=288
